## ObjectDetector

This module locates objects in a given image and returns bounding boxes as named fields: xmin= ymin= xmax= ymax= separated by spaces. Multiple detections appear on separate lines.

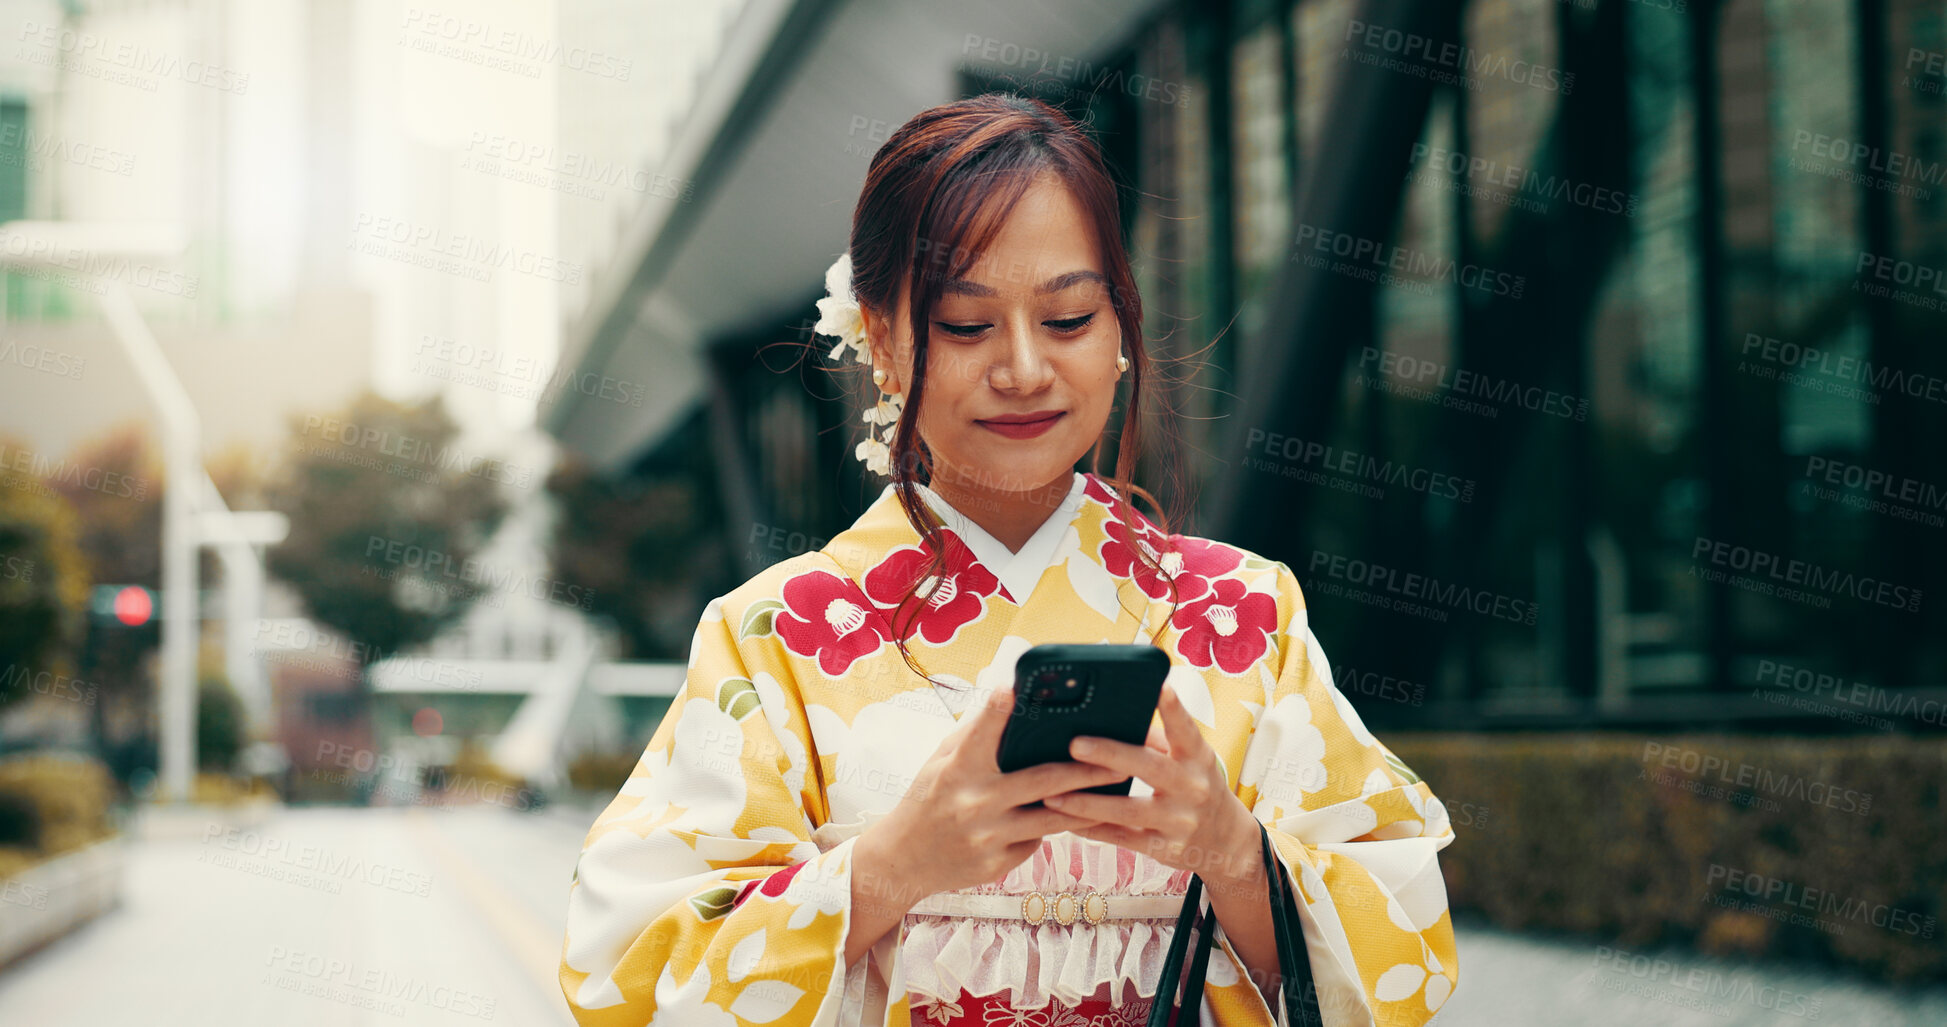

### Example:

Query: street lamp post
xmin=96 ymin=281 xmax=200 ymax=804
xmin=0 ymin=221 xmax=284 ymax=804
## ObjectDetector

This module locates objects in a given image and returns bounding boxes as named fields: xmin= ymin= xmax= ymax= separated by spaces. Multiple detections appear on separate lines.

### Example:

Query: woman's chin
xmin=938 ymin=456 xmax=1081 ymax=496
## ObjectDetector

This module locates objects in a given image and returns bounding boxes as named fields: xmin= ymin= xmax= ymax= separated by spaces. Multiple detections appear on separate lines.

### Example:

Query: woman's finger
xmin=1069 ymin=734 xmax=1175 ymax=788
xmin=1004 ymin=805 xmax=1104 ymax=842
xmin=1155 ymin=686 xmax=1205 ymax=765
xmin=1044 ymin=791 xmax=1166 ymax=833
xmin=1068 ymin=820 xmax=1142 ymax=852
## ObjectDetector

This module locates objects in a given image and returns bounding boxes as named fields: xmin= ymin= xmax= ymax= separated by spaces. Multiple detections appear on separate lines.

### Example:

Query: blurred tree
xmin=196 ymin=672 xmax=244 ymax=772
xmin=545 ymin=459 xmax=717 ymax=659
xmin=206 ymin=439 xmax=271 ymax=511
xmin=263 ymin=391 xmax=508 ymax=679
xmin=0 ymin=437 xmax=89 ymax=714
xmin=50 ymin=425 xmax=165 ymax=769
xmin=50 ymin=425 xmax=164 ymax=588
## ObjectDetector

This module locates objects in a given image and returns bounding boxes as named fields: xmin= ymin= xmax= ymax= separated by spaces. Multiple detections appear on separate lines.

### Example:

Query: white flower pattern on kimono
xmin=1374 ymin=930 xmax=1454 ymax=1015
xmin=646 ymin=958 xmax=739 ymax=1027
xmin=975 ymin=635 xmax=1040 ymax=701
xmin=622 ymin=697 xmax=747 ymax=842
xmin=1161 ymin=661 xmax=1218 ymax=730
xmin=1238 ymin=691 xmax=1329 ymax=812
xmin=728 ymin=932 xmax=808 ymax=1021
xmin=751 ymin=671 xmax=811 ymax=799
xmin=810 ymin=692 xmax=950 ymax=823
xmin=1052 ymin=519 xmax=1123 ymax=623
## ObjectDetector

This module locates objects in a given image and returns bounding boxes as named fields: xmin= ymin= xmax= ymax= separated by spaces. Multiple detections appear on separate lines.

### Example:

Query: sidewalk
xmin=0 ymin=804 xmax=588 ymax=1025
xmin=1431 ymin=915 xmax=1947 ymax=1026
xmin=1 ymin=804 xmax=1940 ymax=1025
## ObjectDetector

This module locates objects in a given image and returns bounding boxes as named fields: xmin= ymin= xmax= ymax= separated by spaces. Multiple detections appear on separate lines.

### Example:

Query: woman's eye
xmin=932 ymin=313 xmax=1095 ymax=338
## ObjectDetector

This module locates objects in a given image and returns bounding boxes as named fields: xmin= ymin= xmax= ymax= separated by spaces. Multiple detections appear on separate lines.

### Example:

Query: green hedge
xmin=0 ymin=752 xmax=117 ymax=881
xmin=1387 ymin=732 xmax=1946 ymax=983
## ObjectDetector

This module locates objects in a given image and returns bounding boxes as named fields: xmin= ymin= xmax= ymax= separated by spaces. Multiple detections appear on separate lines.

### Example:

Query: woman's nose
xmin=989 ymin=323 xmax=1053 ymax=391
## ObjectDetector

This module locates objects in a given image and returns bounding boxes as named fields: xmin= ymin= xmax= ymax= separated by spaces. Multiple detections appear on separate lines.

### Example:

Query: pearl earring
xmin=873 ymin=367 xmax=888 ymax=387
xmin=1116 ymin=352 xmax=1130 ymax=373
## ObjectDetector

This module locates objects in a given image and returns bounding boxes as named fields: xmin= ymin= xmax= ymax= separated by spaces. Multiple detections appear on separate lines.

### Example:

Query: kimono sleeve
xmin=1215 ymin=562 xmax=1458 ymax=1027
xmin=559 ymin=593 xmax=856 ymax=1027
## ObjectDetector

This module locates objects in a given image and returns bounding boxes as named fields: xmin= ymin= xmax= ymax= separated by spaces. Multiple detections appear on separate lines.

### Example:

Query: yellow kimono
xmin=559 ymin=471 xmax=1458 ymax=1026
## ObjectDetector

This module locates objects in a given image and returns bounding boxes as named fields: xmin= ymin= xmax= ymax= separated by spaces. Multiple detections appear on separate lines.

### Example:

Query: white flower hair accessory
xmin=814 ymin=251 xmax=904 ymax=478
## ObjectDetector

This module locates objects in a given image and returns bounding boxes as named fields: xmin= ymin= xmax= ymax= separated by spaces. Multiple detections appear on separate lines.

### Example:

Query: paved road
xmin=0 ymin=802 xmax=591 ymax=1026
xmin=0 ymin=804 xmax=1941 ymax=1025
xmin=1432 ymin=916 xmax=1947 ymax=1027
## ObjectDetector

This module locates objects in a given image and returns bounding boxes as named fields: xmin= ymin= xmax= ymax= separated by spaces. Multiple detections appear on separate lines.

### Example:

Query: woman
xmin=559 ymin=94 xmax=1457 ymax=1027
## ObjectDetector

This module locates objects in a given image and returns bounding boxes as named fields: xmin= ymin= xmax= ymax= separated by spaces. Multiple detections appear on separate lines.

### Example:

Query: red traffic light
xmin=113 ymin=586 xmax=153 ymax=627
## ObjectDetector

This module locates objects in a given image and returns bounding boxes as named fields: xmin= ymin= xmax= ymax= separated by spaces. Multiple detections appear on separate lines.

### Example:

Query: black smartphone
xmin=995 ymin=643 xmax=1172 ymax=805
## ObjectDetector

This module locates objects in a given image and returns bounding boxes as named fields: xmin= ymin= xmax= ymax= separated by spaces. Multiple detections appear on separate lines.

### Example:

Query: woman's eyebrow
xmin=941 ymin=269 xmax=1108 ymax=297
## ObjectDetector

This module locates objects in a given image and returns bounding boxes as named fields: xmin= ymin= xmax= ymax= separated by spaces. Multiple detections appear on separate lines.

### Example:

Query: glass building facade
xmin=684 ymin=0 xmax=1947 ymax=733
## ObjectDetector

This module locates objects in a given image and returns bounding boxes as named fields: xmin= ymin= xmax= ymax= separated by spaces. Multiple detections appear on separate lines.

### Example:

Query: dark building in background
xmin=544 ymin=0 xmax=1947 ymax=736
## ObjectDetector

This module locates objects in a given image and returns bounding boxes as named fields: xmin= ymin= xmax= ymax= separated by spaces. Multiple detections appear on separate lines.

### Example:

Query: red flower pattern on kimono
xmin=1082 ymin=473 xmax=1120 ymax=507
xmin=1170 ymin=576 xmax=1278 ymax=674
xmin=911 ymin=986 xmax=1157 ymax=1027
xmin=758 ymin=859 xmax=805 ymax=897
xmin=772 ymin=570 xmax=889 ymax=676
xmin=727 ymin=878 xmax=763 ymax=912
xmin=862 ymin=531 xmax=1002 ymax=643
xmin=728 ymin=858 xmax=808 ymax=914
xmin=1099 ymin=517 xmax=1241 ymax=604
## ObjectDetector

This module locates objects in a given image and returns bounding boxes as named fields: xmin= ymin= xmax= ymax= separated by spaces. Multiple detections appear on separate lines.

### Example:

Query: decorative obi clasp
xmin=905 ymin=887 xmax=1183 ymax=925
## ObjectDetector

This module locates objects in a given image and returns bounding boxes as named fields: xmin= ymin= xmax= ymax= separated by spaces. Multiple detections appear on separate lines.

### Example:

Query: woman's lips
xmin=976 ymin=411 xmax=1065 ymax=439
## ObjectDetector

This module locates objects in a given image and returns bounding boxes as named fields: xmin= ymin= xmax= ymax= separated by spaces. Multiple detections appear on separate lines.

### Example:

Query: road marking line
xmin=405 ymin=809 xmax=570 ymax=1019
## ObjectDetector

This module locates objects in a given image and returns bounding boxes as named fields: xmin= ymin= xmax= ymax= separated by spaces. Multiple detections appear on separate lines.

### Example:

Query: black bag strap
xmin=1260 ymin=820 xmax=1322 ymax=1026
xmin=1145 ymin=873 xmax=1212 ymax=1027
xmin=1180 ymin=883 xmax=1217 ymax=1018
xmin=1145 ymin=821 xmax=1326 ymax=1027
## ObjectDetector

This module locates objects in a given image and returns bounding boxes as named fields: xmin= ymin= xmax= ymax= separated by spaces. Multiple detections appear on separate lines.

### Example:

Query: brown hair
xmin=838 ymin=92 xmax=1191 ymax=691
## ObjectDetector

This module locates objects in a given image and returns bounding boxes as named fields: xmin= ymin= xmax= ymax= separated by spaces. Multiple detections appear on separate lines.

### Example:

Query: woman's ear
xmin=858 ymin=303 xmax=880 ymax=357
xmin=861 ymin=305 xmax=901 ymax=391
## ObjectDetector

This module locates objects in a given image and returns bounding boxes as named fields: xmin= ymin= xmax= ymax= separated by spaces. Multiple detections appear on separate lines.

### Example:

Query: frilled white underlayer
xmin=814 ymin=814 xmax=1196 ymax=1012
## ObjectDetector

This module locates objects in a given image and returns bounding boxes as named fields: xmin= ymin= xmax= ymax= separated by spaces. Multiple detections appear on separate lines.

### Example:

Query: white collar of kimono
xmin=875 ymin=471 xmax=1088 ymax=603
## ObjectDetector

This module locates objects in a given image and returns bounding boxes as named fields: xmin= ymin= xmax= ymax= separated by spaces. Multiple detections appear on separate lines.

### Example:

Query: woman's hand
xmin=868 ymin=682 xmax=1127 ymax=903
xmin=1044 ymin=684 xmax=1260 ymax=883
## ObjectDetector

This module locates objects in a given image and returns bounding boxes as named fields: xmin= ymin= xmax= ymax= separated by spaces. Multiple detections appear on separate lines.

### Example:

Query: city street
xmin=1437 ymin=914 xmax=1947 ymax=1027
xmin=0 ymin=804 xmax=588 ymax=1026
xmin=0 ymin=805 xmax=1941 ymax=1025
xmin=3 ymin=2 xmax=1940 ymax=1025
